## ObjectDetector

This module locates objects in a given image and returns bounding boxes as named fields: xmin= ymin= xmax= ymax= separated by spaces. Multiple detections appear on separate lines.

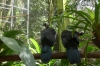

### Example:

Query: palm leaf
xmin=84 ymin=23 xmax=89 ymax=33
xmin=68 ymin=10 xmax=92 ymax=25
xmin=67 ymin=26 xmax=90 ymax=31
xmin=86 ymin=7 xmax=94 ymax=20
xmin=65 ymin=16 xmax=90 ymax=25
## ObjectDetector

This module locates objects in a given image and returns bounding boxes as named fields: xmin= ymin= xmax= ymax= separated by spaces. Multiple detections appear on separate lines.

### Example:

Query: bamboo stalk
xmin=0 ymin=52 xmax=100 ymax=62
xmin=10 ymin=0 xmax=14 ymax=30
xmin=26 ymin=0 xmax=30 ymax=43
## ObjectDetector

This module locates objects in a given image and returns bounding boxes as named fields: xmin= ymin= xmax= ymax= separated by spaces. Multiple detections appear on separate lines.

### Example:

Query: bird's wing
xmin=41 ymin=28 xmax=56 ymax=43
xmin=45 ymin=31 xmax=56 ymax=43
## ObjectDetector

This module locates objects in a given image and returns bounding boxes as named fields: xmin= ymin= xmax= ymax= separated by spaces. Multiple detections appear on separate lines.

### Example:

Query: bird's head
xmin=43 ymin=22 xmax=49 ymax=29
xmin=78 ymin=31 xmax=84 ymax=36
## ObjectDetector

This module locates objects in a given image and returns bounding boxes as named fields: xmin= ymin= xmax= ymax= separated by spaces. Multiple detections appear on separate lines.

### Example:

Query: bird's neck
xmin=45 ymin=26 xmax=49 ymax=29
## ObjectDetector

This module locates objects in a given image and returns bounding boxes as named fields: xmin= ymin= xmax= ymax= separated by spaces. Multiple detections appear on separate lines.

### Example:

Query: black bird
xmin=61 ymin=30 xmax=82 ymax=64
xmin=40 ymin=22 xmax=56 ymax=63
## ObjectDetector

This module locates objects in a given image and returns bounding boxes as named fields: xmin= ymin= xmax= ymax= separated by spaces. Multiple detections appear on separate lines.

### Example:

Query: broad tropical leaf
xmin=0 ymin=37 xmax=36 ymax=66
xmin=17 ymin=40 xmax=36 ymax=66
xmin=3 ymin=30 xmax=23 ymax=38
xmin=0 ymin=37 xmax=21 ymax=53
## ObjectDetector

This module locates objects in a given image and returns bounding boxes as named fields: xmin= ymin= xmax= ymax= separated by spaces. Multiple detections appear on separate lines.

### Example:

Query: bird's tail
xmin=66 ymin=47 xmax=81 ymax=64
xmin=41 ymin=45 xmax=52 ymax=63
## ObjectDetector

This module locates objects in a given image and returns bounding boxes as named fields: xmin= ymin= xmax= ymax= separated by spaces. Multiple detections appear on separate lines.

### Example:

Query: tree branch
xmin=0 ymin=52 xmax=100 ymax=62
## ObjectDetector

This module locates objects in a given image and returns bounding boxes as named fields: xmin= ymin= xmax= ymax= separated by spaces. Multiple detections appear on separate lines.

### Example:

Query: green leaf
xmin=80 ymin=11 xmax=92 ymax=21
xmin=87 ymin=46 xmax=94 ymax=52
xmin=61 ymin=59 xmax=69 ymax=66
xmin=84 ymin=39 xmax=90 ymax=66
xmin=3 ymin=30 xmax=23 ymax=38
xmin=17 ymin=40 xmax=36 ymax=66
xmin=86 ymin=7 xmax=94 ymax=20
xmin=29 ymin=47 xmax=37 ymax=53
xmin=67 ymin=25 xmax=90 ymax=32
xmin=30 ymin=38 xmax=41 ymax=53
xmin=0 ymin=36 xmax=21 ymax=54
xmin=61 ymin=15 xmax=91 ymax=28
xmin=68 ymin=10 xmax=92 ymax=25
xmin=84 ymin=23 xmax=89 ymax=33
xmin=71 ymin=21 xmax=83 ymax=35
xmin=65 ymin=16 xmax=88 ymax=24
xmin=0 ymin=37 xmax=36 ymax=66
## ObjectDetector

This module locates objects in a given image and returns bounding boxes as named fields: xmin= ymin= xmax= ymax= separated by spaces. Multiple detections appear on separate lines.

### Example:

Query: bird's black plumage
xmin=41 ymin=22 xmax=56 ymax=63
xmin=61 ymin=30 xmax=81 ymax=64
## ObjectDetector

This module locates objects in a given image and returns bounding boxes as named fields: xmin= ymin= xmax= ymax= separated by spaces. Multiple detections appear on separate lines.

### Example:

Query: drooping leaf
xmin=68 ymin=10 xmax=92 ymax=25
xmin=67 ymin=25 xmax=90 ymax=32
xmin=29 ymin=47 xmax=37 ymax=53
xmin=84 ymin=38 xmax=90 ymax=66
xmin=3 ymin=30 xmax=23 ymax=38
xmin=79 ymin=11 xmax=92 ymax=22
xmin=30 ymin=38 xmax=41 ymax=53
xmin=86 ymin=7 xmax=94 ymax=20
xmin=0 ymin=37 xmax=36 ymax=66
xmin=64 ymin=16 xmax=88 ymax=24
xmin=17 ymin=40 xmax=36 ymax=66
xmin=71 ymin=21 xmax=83 ymax=35
xmin=84 ymin=23 xmax=89 ymax=33
xmin=0 ymin=36 xmax=21 ymax=54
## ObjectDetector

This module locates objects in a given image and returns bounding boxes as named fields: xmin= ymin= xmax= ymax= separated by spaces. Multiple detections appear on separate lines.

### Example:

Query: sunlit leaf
xmin=30 ymin=38 xmax=41 ymax=53
xmin=87 ymin=46 xmax=94 ymax=52
xmin=86 ymin=7 xmax=94 ymax=20
xmin=29 ymin=47 xmax=37 ymax=53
